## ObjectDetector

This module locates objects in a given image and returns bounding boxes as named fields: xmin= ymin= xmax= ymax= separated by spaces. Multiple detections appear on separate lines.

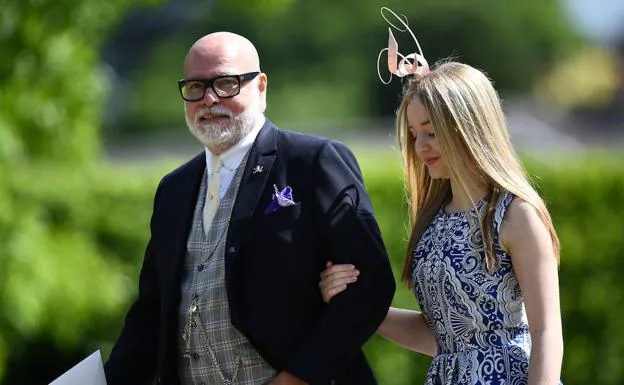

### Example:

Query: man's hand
xmin=268 ymin=371 xmax=308 ymax=385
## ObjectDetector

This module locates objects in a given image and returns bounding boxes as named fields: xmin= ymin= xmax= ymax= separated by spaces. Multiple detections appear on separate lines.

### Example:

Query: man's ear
xmin=258 ymin=73 xmax=268 ymax=113
xmin=258 ymin=73 xmax=268 ymax=93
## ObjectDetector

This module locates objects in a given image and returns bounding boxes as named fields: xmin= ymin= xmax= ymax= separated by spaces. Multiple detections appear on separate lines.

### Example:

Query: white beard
xmin=185 ymin=93 xmax=264 ymax=151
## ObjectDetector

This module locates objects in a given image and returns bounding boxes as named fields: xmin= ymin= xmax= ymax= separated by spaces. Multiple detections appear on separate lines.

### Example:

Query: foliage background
xmin=0 ymin=0 xmax=622 ymax=383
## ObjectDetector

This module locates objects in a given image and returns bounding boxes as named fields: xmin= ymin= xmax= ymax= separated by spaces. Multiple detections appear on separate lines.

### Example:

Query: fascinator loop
xmin=377 ymin=7 xmax=430 ymax=84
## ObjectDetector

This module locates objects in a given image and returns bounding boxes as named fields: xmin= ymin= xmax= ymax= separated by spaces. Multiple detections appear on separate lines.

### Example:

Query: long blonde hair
xmin=397 ymin=62 xmax=560 ymax=285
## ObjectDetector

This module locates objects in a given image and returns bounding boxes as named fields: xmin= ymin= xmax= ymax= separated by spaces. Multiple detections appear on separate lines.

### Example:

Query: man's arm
xmin=282 ymin=141 xmax=396 ymax=384
xmin=104 ymin=180 xmax=165 ymax=385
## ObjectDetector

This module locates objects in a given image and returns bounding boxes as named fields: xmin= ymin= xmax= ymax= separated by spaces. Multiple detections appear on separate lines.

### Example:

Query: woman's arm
xmin=378 ymin=307 xmax=437 ymax=356
xmin=501 ymin=199 xmax=563 ymax=385
xmin=320 ymin=263 xmax=437 ymax=356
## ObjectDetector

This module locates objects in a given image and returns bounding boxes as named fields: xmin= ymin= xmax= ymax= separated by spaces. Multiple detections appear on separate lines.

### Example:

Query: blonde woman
xmin=318 ymin=8 xmax=564 ymax=385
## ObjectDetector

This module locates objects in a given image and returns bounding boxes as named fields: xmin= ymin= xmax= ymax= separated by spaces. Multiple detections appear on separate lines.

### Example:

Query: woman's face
xmin=406 ymin=101 xmax=450 ymax=179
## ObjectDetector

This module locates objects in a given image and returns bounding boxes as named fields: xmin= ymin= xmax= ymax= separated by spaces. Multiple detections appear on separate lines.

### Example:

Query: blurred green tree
xmin=0 ymin=0 xmax=160 ymax=382
xmin=120 ymin=0 xmax=582 ymax=133
xmin=0 ymin=0 xmax=163 ymax=166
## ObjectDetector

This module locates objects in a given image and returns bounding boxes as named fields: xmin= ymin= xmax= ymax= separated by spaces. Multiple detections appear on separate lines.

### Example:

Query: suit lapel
xmin=164 ymin=153 xmax=206 ymax=304
xmin=225 ymin=120 xmax=278 ymax=273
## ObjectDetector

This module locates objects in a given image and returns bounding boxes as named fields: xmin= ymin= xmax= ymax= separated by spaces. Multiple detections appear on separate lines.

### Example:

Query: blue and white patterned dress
xmin=412 ymin=192 xmax=559 ymax=385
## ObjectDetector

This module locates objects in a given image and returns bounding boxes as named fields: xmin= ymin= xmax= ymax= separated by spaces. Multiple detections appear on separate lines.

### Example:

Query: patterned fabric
xmin=412 ymin=191 xmax=561 ymax=385
xmin=178 ymin=151 xmax=276 ymax=385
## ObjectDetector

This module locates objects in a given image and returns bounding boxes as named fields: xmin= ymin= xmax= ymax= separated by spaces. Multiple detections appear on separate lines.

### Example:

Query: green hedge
xmin=1 ymin=153 xmax=622 ymax=384
xmin=0 ymin=164 xmax=161 ymax=384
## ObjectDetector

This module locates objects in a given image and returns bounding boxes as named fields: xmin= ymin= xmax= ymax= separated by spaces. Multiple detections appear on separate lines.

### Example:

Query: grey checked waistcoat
xmin=178 ymin=152 xmax=276 ymax=385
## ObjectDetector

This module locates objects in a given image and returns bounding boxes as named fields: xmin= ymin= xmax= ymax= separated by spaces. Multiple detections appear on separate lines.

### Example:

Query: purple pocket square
xmin=264 ymin=184 xmax=296 ymax=214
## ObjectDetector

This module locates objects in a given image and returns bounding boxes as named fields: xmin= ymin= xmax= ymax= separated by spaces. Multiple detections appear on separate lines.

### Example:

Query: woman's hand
xmin=318 ymin=262 xmax=359 ymax=303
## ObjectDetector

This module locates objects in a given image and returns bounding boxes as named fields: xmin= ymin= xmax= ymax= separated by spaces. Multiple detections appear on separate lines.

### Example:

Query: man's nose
xmin=201 ymin=87 xmax=220 ymax=106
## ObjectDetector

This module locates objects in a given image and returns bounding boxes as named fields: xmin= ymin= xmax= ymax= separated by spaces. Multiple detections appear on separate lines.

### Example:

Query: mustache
xmin=195 ymin=105 xmax=234 ymax=120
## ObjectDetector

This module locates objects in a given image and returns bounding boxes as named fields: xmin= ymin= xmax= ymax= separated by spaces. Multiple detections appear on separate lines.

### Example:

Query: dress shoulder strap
xmin=493 ymin=190 xmax=515 ymax=237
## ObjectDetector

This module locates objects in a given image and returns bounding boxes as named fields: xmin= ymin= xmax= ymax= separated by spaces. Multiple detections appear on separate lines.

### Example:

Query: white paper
xmin=49 ymin=350 xmax=107 ymax=385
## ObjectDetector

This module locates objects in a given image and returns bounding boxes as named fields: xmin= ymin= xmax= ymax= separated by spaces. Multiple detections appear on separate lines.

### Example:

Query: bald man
xmin=104 ymin=32 xmax=395 ymax=385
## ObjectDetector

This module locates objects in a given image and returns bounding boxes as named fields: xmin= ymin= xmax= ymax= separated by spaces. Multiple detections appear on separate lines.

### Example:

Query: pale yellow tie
xmin=203 ymin=156 xmax=221 ymax=233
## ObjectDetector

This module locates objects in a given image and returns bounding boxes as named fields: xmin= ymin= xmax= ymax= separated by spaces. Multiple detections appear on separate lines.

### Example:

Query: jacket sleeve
xmin=283 ymin=141 xmax=396 ymax=384
xmin=104 ymin=179 xmax=165 ymax=385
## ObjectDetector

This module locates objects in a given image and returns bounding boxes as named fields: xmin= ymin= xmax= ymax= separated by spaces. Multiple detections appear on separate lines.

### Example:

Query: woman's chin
xmin=427 ymin=170 xmax=450 ymax=180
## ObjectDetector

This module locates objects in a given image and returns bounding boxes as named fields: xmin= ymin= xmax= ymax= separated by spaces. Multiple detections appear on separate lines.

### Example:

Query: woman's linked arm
xmin=320 ymin=263 xmax=437 ymax=356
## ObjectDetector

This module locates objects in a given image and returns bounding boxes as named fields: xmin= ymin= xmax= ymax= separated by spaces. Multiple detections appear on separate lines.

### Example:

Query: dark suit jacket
xmin=104 ymin=120 xmax=396 ymax=385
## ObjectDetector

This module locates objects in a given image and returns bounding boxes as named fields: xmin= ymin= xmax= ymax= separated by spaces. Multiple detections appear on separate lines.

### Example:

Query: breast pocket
xmin=263 ymin=201 xmax=301 ymax=221
xmin=258 ymin=201 xmax=302 ymax=247
xmin=264 ymin=201 xmax=301 ymax=232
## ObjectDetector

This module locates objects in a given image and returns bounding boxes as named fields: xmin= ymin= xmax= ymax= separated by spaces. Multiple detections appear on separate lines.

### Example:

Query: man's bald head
xmin=181 ymin=32 xmax=268 ymax=155
xmin=184 ymin=32 xmax=261 ymax=77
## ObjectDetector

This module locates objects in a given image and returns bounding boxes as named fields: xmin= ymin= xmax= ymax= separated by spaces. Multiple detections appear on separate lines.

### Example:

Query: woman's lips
xmin=424 ymin=157 xmax=439 ymax=166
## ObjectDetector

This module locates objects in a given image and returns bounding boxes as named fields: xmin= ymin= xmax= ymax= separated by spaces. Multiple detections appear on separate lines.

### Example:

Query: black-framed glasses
xmin=178 ymin=72 xmax=260 ymax=101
